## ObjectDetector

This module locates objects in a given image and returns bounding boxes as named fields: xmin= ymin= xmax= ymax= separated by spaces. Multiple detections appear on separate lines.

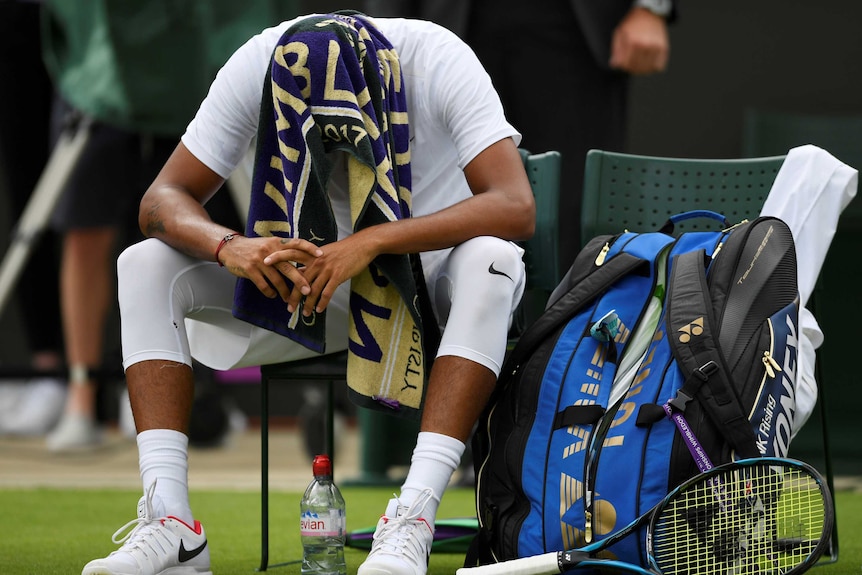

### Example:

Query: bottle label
xmin=301 ymin=509 xmax=345 ymax=537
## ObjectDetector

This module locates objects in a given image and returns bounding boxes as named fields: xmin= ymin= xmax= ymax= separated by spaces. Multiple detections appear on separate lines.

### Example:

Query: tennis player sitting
xmin=82 ymin=12 xmax=535 ymax=575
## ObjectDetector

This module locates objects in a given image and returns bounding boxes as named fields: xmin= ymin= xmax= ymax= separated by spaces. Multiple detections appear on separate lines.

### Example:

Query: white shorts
xmin=117 ymin=236 xmax=526 ymax=377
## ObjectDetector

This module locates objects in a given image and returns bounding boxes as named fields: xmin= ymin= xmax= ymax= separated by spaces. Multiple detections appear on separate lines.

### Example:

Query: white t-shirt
xmin=182 ymin=14 xmax=521 ymax=273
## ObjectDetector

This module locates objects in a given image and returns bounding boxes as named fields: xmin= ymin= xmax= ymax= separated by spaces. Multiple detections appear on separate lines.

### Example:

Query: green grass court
xmin=1 ymin=484 xmax=859 ymax=575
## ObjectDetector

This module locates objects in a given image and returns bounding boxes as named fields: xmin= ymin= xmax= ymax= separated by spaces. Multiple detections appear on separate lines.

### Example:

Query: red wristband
xmin=215 ymin=233 xmax=239 ymax=266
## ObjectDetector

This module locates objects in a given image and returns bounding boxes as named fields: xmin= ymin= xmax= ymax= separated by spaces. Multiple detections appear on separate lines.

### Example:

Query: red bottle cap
xmin=312 ymin=454 xmax=332 ymax=476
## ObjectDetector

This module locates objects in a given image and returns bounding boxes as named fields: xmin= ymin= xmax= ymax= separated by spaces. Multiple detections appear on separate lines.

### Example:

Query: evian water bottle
xmin=300 ymin=454 xmax=346 ymax=575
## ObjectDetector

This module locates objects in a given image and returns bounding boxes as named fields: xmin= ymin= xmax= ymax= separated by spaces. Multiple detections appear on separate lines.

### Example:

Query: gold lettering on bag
xmin=563 ymin=426 xmax=590 ymax=457
xmin=738 ymin=225 xmax=775 ymax=285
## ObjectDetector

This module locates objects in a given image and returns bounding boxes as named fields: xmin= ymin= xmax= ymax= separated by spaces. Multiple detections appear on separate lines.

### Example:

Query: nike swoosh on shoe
xmin=178 ymin=539 xmax=208 ymax=563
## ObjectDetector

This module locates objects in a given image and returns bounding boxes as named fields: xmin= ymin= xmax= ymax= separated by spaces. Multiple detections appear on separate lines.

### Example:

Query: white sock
xmin=399 ymin=431 xmax=465 ymax=524
xmin=138 ymin=429 xmax=194 ymax=524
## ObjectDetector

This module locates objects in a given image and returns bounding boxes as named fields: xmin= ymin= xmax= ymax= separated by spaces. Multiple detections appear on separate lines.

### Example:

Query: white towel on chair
xmin=759 ymin=143 xmax=858 ymax=436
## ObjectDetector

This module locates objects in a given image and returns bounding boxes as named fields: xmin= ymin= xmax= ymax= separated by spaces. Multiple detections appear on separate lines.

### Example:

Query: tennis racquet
xmin=456 ymin=457 xmax=833 ymax=575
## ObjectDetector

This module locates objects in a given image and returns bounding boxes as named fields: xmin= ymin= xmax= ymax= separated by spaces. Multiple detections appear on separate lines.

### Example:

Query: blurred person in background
xmin=27 ymin=0 xmax=299 ymax=451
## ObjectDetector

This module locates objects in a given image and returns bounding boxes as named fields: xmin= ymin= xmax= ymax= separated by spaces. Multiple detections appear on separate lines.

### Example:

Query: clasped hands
xmin=223 ymin=234 xmax=373 ymax=317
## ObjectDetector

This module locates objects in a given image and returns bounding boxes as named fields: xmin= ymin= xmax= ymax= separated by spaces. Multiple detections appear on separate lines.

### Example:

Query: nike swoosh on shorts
xmin=488 ymin=262 xmax=513 ymax=281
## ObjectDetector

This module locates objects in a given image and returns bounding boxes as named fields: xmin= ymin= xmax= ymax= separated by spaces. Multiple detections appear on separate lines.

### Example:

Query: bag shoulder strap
xmin=666 ymin=249 xmax=760 ymax=459
xmin=501 ymin=249 xmax=647 ymax=381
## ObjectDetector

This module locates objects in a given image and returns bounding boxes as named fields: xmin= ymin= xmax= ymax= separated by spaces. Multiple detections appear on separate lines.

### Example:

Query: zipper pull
xmin=762 ymin=351 xmax=782 ymax=378
xmin=595 ymin=242 xmax=610 ymax=266
xmin=584 ymin=509 xmax=593 ymax=543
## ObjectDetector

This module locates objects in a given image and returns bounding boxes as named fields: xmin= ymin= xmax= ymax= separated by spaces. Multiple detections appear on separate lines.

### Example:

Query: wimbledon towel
xmin=233 ymin=12 xmax=437 ymax=417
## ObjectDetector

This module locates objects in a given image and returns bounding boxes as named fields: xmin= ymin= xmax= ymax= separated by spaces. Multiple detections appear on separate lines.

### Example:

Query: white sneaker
xmin=46 ymin=412 xmax=103 ymax=452
xmin=3 ymin=378 xmax=66 ymax=436
xmin=358 ymin=489 xmax=436 ymax=575
xmin=82 ymin=482 xmax=212 ymax=575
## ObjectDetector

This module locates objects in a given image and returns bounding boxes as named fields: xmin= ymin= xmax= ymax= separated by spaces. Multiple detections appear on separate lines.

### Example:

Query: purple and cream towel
xmin=233 ymin=13 xmax=435 ymax=416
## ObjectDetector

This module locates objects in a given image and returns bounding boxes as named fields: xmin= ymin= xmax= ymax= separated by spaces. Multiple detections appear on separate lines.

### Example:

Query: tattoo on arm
xmin=144 ymin=204 xmax=166 ymax=237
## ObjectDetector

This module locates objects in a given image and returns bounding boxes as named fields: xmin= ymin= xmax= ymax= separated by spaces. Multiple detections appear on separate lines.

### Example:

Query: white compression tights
xmin=117 ymin=236 xmax=525 ymax=376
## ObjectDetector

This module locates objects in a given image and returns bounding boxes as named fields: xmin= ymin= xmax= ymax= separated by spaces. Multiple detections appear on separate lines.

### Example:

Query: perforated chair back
xmin=580 ymin=150 xmax=785 ymax=246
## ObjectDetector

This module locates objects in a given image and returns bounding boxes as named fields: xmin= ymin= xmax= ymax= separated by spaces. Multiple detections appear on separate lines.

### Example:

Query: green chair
xmin=257 ymin=148 xmax=562 ymax=571
xmin=580 ymin=148 xmax=839 ymax=564
xmin=580 ymin=150 xmax=784 ymax=241
xmin=514 ymin=149 xmax=562 ymax=332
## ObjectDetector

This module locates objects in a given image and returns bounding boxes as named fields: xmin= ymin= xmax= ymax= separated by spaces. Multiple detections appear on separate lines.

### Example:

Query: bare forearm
xmin=139 ymin=185 xmax=237 ymax=264
xmin=359 ymin=187 xmax=536 ymax=257
xmin=141 ymin=174 xmax=323 ymax=310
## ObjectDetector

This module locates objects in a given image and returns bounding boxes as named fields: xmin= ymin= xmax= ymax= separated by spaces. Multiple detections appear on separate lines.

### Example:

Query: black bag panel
xmin=728 ymin=320 xmax=772 ymax=402
xmin=708 ymin=217 xmax=798 ymax=368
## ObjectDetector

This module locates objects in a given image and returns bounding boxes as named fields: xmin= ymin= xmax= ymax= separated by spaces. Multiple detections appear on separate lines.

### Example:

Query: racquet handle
xmin=457 ymin=552 xmax=561 ymax=575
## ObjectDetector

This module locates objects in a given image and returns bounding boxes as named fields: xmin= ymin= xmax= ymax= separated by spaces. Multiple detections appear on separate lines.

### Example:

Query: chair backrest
xmin=520 ymin=149 xmax=562 ymax=291
xmin=514 ymin=149 xmax=562 ymax=333
xmin=580 ymin=150 xmax=786 ymax=247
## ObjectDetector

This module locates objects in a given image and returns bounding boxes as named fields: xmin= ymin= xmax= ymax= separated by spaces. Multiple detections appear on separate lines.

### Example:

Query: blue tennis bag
xmin=465 ymin=211 xmax=800 ymax=568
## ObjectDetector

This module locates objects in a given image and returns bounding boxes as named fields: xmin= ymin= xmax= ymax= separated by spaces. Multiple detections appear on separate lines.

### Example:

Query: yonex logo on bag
xmin=559 ymin=472 xmax=618 ymax=550
xmin=677 ymin=317 xmax=704 ymax=343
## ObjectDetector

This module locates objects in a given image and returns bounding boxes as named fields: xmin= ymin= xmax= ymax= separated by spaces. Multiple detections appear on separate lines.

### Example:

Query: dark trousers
xmin=466 ymin=0 xmax=629 ymax=271
xmin=0 ymin=1 xmax=63 ymax=355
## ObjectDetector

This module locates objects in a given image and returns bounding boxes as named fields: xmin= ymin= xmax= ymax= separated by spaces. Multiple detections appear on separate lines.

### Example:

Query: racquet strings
xmin=650 ymin=462 xmax=828 ymax=574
